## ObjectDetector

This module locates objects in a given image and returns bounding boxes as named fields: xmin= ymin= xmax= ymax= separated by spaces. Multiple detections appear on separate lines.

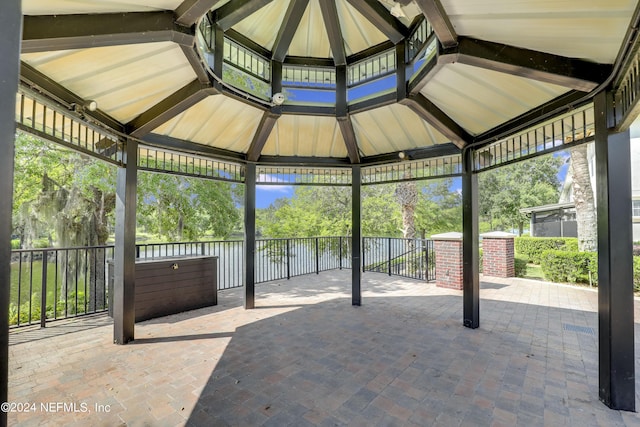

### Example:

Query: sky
xmin=257 ymin=184 xmax=294 ymax=208
xmin=255 ymin=150 xmax=572 ymax=209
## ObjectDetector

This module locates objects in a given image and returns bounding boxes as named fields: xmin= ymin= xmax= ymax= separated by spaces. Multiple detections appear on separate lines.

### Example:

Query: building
xmin=522 ymin=132 xmax=640 ymax=241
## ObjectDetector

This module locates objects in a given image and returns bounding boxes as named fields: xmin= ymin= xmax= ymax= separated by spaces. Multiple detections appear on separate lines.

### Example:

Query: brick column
xmin=481 ymin=231 xmax=515 ymax=277
xmin=432 ymin=232 xmax=463 ymax=290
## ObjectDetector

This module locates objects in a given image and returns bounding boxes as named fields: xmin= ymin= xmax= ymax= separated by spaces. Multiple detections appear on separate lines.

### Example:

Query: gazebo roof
xmin=19 ymin=0 xmax=638 ymax=166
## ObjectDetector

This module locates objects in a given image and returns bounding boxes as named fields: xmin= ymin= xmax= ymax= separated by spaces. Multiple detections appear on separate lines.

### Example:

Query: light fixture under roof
xmin=272 ymin=93 xmax=286 ymax=105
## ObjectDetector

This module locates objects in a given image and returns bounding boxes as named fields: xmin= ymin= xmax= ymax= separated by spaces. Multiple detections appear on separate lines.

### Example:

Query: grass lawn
xmin=524 ymin=263 xmax=545 ymax=280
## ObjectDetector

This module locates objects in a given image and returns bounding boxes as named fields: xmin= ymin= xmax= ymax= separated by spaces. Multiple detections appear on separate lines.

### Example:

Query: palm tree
xmin=569 ymin=145 xmax=597 ymax=251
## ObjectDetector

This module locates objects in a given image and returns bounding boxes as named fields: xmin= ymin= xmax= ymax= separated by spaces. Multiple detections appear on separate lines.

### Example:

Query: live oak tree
xmin=13 ymin=133 xmax=241 ymax=310
xmin=137 ymin=172 xmax=240 ymax=241
xmin=13 ymin=132 xmax=116 ymax=308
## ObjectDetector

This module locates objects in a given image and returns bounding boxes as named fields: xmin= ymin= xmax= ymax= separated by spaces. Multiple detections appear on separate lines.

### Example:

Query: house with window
xmin=522 ymin=130 xmax=640 ymax=241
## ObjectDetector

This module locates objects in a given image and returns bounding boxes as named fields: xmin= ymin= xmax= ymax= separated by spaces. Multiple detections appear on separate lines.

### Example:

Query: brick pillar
xmin=481 ymin=231 xmax=515 ymax=278
xmin=432 ymin=232 xmax=463 ymax=290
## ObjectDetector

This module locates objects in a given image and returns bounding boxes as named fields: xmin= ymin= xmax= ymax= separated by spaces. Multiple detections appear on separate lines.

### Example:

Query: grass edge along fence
xmin=10 ymin=236 xmax=435 ymax=328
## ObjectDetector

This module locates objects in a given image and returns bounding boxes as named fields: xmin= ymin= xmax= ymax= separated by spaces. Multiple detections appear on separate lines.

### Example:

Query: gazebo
xmin=1 ymin=0 xmax=639 ymax=420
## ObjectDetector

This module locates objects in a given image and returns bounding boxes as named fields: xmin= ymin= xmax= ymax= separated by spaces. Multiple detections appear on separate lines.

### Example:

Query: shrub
xmin=635 ymin=258 xmax=640 ymax=292
xmin=535 ymin=249 xmax=640 ymax=291
xmin=10 ymin=239 xmax=20 ymax=250
xmin=9 ymin=293 xmax=43 ymax=326
xmin=539 ymin=250 xmax=596 ymax=284
xmin=515 ymin=237 xmax=579 ymax=264
xmin=33 ymin=238 xmax=50 ymax=249
xmin=514 ymin=255 xmax=528 ymax=277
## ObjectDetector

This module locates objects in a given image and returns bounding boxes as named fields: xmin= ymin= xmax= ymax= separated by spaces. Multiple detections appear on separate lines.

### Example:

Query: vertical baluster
xmin=40 ymin=250 xmax=48 ymax=328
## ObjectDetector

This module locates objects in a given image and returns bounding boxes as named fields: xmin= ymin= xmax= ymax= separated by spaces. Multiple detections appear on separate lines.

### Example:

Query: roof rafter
xmin=180 ymin=45 xmax=212 ymax=84
xmin=215 ymin=0 xmax=275 ymax=31
xmin=142 ymin=133 xmax=247 ymax=162
xmin=247 ymin=109 xmax=280 ymax=161
xmin=175 ymin=0 xmax=226 ymax=26
xmin=127 ymin=80 xmax=218 ymax=138
xmin=337 ymin=117 xmax=361 ymax=164
xmin=335 ymin=66 xmax=360 ymax=164
xmin=22 ymin=12 xmax=194 ymax=53
xmin=319 ymin=0 xmax=347 ymax=66
xmin=272 ymin=0 xmax=310 ymax=62
xmin=408 ymin=55 xmax=444 ymax=96
xmin=399 ymin=93 xmax=471 ymax=149
xmin=20 ymin=62 xmax=124 ymax=132
xmin=443 ymin=37 xmax=611 ymax=92
xmin=413 ymin=0 xmax=457 ymax=48
xmin=345 ymin=0 xmax=408 ymax=45
xmin=361 ymin=142 xmax=460 ymax=165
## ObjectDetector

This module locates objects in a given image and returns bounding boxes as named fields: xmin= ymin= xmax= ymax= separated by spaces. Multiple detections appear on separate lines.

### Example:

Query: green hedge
xmin=515 ymin=256 xmax=528 ymax=277
xmin=635 ymin=258 xmax=640 ymax=292
xmin=515 ymin=237 xmax=579 ymax=264
xmin=540 ymin=250 xmax=640 ymax=291
xmin=539 ymin=250 xmax=596 ymax=284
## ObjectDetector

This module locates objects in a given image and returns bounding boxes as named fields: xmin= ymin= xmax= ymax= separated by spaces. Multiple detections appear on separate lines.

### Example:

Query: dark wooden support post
xmin=462 ymin=148 xmax=479 ymax=328
xmin=213 ymin=21 xmax=224 ymax=91
xmin=244 ymin=163 xmax=256 ymax=309
xmin=0 ymin=2 xmax=21 ymax=422
xmin=113 ymin=139 xmax=138 ymax=344
xmin=352 ymin=165 xmax=362 ymax=306
xmin=396 ymin=42 xmax=407 ymax=101
xmin=594 ymin=91 xmax=635 ymax=411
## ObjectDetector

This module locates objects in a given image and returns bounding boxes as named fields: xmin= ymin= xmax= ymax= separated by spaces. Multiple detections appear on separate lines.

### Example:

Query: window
xmin=633 ymin=200 xmax=640 ymax=217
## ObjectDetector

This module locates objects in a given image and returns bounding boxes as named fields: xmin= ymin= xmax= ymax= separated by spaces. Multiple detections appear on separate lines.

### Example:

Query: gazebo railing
xmin=9 ymin=236 xmax=433 ymax=328
xmin=363 ymin=237 xmax=435 ymax=281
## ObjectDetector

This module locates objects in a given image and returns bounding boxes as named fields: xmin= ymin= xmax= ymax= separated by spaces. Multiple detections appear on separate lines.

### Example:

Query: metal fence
xmin=255 ymin=236 xmax=352 ymax=283
xmin=10 ymin=237 xmax=433 ymax=328
xmin=10 ymin=246 xmax=114 ymax=328
xmin=363 ymin=237 xmax=435 ymax=281
xmin=136 ymin=240 xmax=243 ymax=290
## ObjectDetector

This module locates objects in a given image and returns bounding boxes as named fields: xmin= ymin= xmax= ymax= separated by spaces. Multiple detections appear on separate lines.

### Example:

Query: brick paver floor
xmin=7 ymin=271 xmax=640 ymax=426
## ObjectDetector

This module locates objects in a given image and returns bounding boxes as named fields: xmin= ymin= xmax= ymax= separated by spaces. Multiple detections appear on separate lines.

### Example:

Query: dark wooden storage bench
xmin=108 ymin=256 xmax=217 ymax=322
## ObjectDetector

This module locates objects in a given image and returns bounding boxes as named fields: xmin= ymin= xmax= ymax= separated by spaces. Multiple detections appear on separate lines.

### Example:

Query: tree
xmin=395 ymin=176 xmax=418 ymax=240
xmin=14 ymin=133 xmax=242 ymax=309
xmin=568 ymin=145 xmax=597 ymax=251
xmin=414 ymin=178 xmax=462 ymax=237
xmin=13 ymin=132 xmax=116 ymax=307
xmin=478 ymin=155 xmax=563 ymax=235
xmin=257 ymin=184 xmax=401 ymax=238
xmin=137 ymin=172 xmax=240 ymax=241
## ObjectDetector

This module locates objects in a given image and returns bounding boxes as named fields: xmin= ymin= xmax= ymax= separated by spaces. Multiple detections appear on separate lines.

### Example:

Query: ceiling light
xmin=85 ymin=100 xmax=98 ymax=112
xmin=390 ymin=2 xmax=406 ymax=19
xmin=70 ymin=100 xmax=98 ymax=113
xmin=272 ymin=93 xmax=286 ymax=105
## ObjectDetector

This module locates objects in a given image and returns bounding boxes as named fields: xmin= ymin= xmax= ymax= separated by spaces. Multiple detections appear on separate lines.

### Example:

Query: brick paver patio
xmin=8 ymin=271 xmax=640 ymax=426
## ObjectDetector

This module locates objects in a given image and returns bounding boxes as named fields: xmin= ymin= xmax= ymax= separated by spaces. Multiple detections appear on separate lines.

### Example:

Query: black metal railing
xmin=363 ymin=237 xmax=435 ymax=281
xmin=255 ymin=236 xmax=352 ymax=283
xmin=135 ymin=240 xmax=243 ymax=290
xmin=10 ymin=246 xmax=114 ymax=328
xmin=10 ymin=237 xmax=433 ymax=328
